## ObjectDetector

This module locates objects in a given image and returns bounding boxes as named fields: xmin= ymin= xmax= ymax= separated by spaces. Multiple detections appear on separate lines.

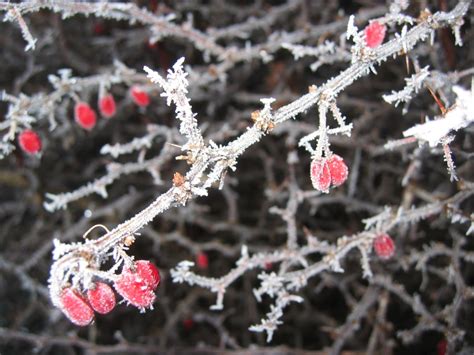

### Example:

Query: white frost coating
xmin=403 ymin=86 xmax=474 ymax=147
xmin=13 ymin=1 xmax=466 ymax=342
xmin=383 ymin=66 xmax=430 ymax=106
xmin=144 ymin=59 xmax=204 ymax=150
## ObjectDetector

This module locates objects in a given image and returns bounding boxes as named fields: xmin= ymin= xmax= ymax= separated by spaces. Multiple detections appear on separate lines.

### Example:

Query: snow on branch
xmin=402 ymin=85 xmax=473 ymax=180
xmin=403 ymin=86 xmax=473 ymax=147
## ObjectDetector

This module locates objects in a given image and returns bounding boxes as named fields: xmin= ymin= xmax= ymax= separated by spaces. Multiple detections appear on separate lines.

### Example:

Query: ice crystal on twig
xmin=383 ymin=66 xmax=430 ymax=107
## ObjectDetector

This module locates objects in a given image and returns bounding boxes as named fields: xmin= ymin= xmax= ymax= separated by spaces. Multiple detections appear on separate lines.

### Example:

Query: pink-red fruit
xmin=133 ymin=260 xmax=161 ymax=289
xmin=74 ymin=102 xmax=97 ymax=130
xmin=114 ymin=274 xmax=156 ymax=308
xmin=196 ymin=252 xmax=209 ymax=269
xmin=373 ymin=233 xmax=395 ymax=259
xmin=437 ymin=339 xmax=447 ymax=355
xmin=130 ymin=86 xmax=150 ymax=107
xmin=327 ymin=154 xmax=348 ymax=187
xmin=311 ymin=154 xmax=349 ymax=192
xmin=310 ymin=158 xmax=331 ymax=193
xmin=114 ymin=260 xmax=160 ymax=309
xmin=18 ymin=129 xmax=42 ymax=154
xmin=59 ymin=288 xmax=95 ymax=326
xmin=364 ymin=21 xmax=386 ymax=48
xmin=98 ymin=94 xmax=116 ymax=118
xmin=86 ymin=282 xmax=116 ymax=314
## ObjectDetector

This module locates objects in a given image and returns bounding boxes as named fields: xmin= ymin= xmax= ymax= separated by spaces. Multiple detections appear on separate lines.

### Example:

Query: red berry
xmin=114 ymin=260 xmax=160 ymax=309
xmin=437 ymin=339 xmax=447 ymax=355
xmin=196 ymin=252 xmax=209 ymax=269
xmin=130 ymin=86 xmax=150 ymax=107
xmin=59 ymin=288 xmax=95 ymax=326
xmin=373 ymin=233 xmax=395 ymax=259
xmin=93 ymin=22 xmax=105 ymax=35
xmin=18 ymin=129 xmax=42 ymax=154
xmin=74 ymin=102 xmax=97 ymax=130
xmin=364 ymin=21 xmax=386 ymax=48
xmin=327 ymin=154 xmax=348 ymax=187
xmin=310 ymin=158 xmax=331 ymax=193
xmin=147 ymin=41 xmax=157 ymax=50
xmin=149 ymin=0 xmax=158 ymax=12
xmin=98 ymin=94 xmax=116 ymax=118
xmin=86 ymin=282 xmax=116 ymax=314
xmin=183 ymin=318 xmax=194 ymax=330
xmin=133 ymin=260 xmax=161 ymax=290
xmin=114 ymin=273 xmax=156 ymax=309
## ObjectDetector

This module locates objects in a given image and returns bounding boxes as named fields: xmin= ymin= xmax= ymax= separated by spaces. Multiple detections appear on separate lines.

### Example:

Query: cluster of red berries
xmin=74 ymin=86 xmax=150 ymax=130
xmin=373 ymin=233 xmax=395 ymax=259
xmin=364 ymin=21 xmax=386 ymax=48
xmin=310 ymin=154 xmax=348 ymax=193
xmin=17 ymin=87 xmax=151 ymax=154
xmin=59 ymin=260 xmax=160 ymax=326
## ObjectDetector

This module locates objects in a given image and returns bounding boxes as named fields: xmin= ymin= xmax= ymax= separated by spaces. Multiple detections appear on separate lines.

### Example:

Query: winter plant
xmin=0 ymin=0 xmax=473 ymax=354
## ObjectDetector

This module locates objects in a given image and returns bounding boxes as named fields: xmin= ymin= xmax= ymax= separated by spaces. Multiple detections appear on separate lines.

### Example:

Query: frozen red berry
xmin=373 ymin=233 xmax=395 ymax=259
xmin=59 ymin=288 xmax=95 ymax=326
xmin=364 ymin=21 xmax=386 ymax=48
xmin=114 ymin=273 xmax=156 ymax=309
xmin=130 ymin=86 xmax=150 ymax=107
xmin=196 ymin=252 xmax=209 ymax=269
xmin=98 ymin=94 xmax=116 ymax=118
xmin=18 ymin=129 xmax=42 ymax=154
xmin=310 ymin=157 xmax=331 ymax=193
xmin=114 ymin=260 xmax=160 ymax=309
xmin=86 ymin=282 xmax=116 ymax=314
xmin=327 ymin=154 xmax=348 ymax=187
xmin=74 ymin=102 xmax=97 ymax=130
xmin=133 ymin=260 xmax=160 ymax=290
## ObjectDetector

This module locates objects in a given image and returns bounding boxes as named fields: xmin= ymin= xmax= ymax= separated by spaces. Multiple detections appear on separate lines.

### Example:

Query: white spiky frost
xmin=383 ymin=66 xmax=430 ymax=107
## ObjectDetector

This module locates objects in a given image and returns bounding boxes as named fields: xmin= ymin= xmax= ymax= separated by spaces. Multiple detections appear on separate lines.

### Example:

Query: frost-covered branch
xmin=402 ymin=85 xmax=474 ymax=180
xmin=170 ymin=187 xmax=472 ymax=341
xmin=403 ymin=86 xmax=473 ymax=147
xmin=144 ymin=59 xmax=204 ymax=150
xmin=0 ymin=1 xmax=224 ymax=58
xmin=0 ymin=62 xmax=143 ymax=158
xmin=44 ymin=1 xmax=472 ymax=338
xmin=383 ymin=66 xmax=430 ymax=107
xmin=282 ymin=41 xmax=351 ymax=72
xmin=100 ymin=125 xmax=170 ymax=159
